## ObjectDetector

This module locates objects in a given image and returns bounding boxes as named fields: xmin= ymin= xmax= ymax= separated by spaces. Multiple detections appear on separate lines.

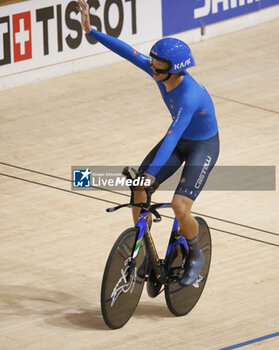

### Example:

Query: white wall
xmin=0 ymin=0 xmax=278 ymax=91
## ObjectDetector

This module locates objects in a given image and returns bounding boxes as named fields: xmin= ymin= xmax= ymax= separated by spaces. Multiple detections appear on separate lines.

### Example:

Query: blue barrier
xmin=162 ymin=0 xmax=279 ymax=36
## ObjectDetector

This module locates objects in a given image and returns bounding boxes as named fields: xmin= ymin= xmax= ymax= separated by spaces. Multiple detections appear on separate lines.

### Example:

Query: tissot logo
xmin=0 ymin=0 xmax=138 ymax=67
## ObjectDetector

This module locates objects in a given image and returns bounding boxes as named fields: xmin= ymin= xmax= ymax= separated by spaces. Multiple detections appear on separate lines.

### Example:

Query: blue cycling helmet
xmin=150 ymin=38 xmax=195 ymax=74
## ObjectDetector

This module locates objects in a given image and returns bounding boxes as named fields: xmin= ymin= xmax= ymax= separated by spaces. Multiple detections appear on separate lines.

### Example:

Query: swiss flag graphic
xmin=13 ymin=12 xmax=32 ymax=62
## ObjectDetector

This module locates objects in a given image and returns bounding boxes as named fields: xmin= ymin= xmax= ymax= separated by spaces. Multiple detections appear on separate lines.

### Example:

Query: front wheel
xmin=164 ymin=217 xmax=212 ymax=316
xmin=101 ymin=228 xmax=147 ymax=329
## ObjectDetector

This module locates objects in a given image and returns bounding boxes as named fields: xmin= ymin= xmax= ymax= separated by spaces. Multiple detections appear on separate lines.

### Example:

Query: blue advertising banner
xmin=162 ymin=0 xmax=279 ymax=36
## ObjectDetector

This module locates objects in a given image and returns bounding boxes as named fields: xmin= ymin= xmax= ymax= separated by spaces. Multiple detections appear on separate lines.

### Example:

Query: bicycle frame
xmin=131 ymin=203 xmax=189 ymax=284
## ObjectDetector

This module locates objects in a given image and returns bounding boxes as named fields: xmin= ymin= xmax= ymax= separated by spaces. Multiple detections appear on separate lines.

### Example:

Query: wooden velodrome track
xmin=0 ymin=18 xmax=278 ymax=350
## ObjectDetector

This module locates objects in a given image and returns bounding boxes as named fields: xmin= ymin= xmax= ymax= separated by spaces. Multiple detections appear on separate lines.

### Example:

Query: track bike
xmin=101 ymin=167 xmax=212 ymax=329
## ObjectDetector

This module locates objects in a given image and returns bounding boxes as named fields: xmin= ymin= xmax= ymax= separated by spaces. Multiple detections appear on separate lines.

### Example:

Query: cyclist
xmin=76 ymin=0 xmax=219 ymax=286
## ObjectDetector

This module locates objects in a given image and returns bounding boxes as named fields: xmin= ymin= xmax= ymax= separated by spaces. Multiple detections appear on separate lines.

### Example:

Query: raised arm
xmin=76 ymin=0 xmax=152 ymax=75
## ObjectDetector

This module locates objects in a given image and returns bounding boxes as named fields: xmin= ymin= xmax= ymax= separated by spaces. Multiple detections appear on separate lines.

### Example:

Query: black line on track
xmin=212 ymin=94 xmax=279 ymax=115
xmin=0 ymin=162 xmax=127 ymax=197
xmin=0 ymin=173 xmax=119 ymax=206
xmin=0 ymin=171 xmax=278 ymax=248
xmin=1 ymin=162 xmax=278 ymax=237
xmin=210 ymin=227 xmax=279 ymax=248
xmin=157 ymin=213 xmax=279 ymax=248
xmin=190 ymin=211 xmax=279 ymax=237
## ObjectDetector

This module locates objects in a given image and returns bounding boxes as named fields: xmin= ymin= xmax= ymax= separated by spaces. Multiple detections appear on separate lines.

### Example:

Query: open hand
xmin=76 ymin=0 xmax=91 ymax=33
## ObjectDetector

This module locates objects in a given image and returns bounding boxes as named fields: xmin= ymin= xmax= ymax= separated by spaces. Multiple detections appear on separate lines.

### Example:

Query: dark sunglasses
xmin=149 ymin=62 xmax=170 ymax=75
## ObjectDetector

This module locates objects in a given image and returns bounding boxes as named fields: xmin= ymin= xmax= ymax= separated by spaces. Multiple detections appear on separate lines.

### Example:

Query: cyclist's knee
xmin=171 ymin=195 xmax=193 ymax=219
xmin=133 ymin=187 xmax=146 ymax=203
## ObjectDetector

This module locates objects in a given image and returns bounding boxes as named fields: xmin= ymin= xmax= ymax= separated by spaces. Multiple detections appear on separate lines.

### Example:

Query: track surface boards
xmin=0 ymin=19 xmax=278 ymax=350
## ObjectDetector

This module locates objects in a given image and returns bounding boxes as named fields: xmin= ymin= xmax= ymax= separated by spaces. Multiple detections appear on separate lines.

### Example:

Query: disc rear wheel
xmin=164 ymin=217 xmax=212 ymax=316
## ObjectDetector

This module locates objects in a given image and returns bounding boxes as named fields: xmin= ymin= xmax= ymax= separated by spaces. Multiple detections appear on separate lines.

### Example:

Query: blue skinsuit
xmin=89 ymin=29 xmax=219 ymax=199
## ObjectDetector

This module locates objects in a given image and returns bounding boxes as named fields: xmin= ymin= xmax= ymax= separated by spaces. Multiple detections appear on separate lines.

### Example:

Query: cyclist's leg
xmin=172 ymin=195 xmax=198 ymax=239
xmin=133 ymin=141 xmax=184 ymax=278
xmin=172 ymin=133 xmax=219 ymax=285
xmin=172 ymin=132 xmax=220 ymax=232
